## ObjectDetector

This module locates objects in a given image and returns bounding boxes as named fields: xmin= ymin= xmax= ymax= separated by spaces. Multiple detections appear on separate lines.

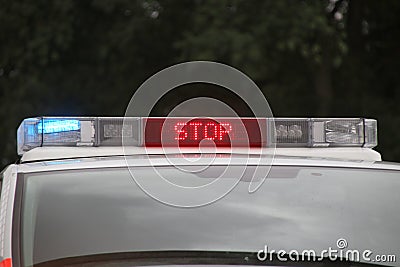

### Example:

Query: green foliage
xmin=0 ymin=0 xmax=400 ymax=166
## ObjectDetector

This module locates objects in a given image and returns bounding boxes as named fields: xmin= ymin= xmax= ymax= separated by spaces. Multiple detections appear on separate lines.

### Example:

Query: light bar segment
xmin=364 ymin=119 xmax=378 ymax=148
xmin=272 ymin=119 xmax=310 ymax=146
xmin=97 ymin=117 xmax=141 ymax=146
xmin=17 ymin=117 xmax=42 ymax=155
xmin=37 ymin=119 xmax=80 ymax=134
xmin=144 ymin=118 xmax=267 ymax=147
xmin=311 ymin=118 xmax=366 ymax=147
xmin=17 ymin=117 xmax=142 ymax=155
xmin=17 ymin=117 xmax=96 ymax=155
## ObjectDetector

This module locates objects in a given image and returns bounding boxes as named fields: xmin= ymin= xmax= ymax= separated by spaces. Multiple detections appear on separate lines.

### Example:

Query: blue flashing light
xmin=37 ymin=119 xmax=81 ymax=134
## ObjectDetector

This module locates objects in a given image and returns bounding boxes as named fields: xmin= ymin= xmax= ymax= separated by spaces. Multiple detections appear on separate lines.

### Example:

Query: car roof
xmin=20 ymin=146 xmax=382 ymax=162
xmin=15 ymin=148 xmax=400 ymax=174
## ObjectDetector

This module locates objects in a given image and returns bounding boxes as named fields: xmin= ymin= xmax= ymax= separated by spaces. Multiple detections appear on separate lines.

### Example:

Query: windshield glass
xmin=20 ymin=165 xmax=400 ymax=266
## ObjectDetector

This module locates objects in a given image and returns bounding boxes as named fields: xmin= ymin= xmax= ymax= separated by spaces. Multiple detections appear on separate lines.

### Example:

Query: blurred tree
xmin=176 ymin=0 xmax=347 ymax=115
xmin=0 ymin=0 xmax=193 ymax=165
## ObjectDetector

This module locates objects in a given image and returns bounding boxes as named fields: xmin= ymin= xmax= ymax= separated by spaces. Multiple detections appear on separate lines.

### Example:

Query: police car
xmin=0 ymin=116 xmax=399 ymax=267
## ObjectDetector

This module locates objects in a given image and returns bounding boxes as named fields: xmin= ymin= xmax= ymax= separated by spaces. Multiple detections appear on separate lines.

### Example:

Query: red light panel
xmin=0 ymin=258 xmax=12 ymax=267
xmin=144 ymin=118 xmax=267 ymax=147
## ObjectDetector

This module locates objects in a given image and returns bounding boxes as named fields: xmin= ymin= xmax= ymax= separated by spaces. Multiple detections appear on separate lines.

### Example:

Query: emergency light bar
xmin=16 ymin=117 xmax=378 ymax=155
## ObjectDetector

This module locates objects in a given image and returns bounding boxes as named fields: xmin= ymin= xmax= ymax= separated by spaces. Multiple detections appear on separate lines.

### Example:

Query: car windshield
xmin=19 ymin=165 xmax=400 ymax=266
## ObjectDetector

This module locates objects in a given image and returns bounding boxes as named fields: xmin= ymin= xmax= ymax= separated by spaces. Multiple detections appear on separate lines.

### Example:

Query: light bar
xmin=16 ymin=117 xmax=378 ymax=155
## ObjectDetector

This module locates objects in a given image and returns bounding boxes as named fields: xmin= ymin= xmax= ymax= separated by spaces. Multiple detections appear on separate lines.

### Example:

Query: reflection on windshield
xmin=32 ymin=250 xmax=385 ymax=267
xmin=21 ymin=166 xmax=400 ymax=266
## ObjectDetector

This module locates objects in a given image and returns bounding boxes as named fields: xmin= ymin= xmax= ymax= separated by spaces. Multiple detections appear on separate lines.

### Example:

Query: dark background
xmin=1 ymin=0 xmax=400 ymax=167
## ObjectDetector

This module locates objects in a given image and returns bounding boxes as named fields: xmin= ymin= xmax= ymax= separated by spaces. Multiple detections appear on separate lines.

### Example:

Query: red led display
xmin=144 ymin=118 xmax=267 ymax=147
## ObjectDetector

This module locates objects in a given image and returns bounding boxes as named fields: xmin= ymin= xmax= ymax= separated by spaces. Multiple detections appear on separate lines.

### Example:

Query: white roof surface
xmin=20 ymin=147 xmax=382 ymax=163
xmin=15 ymin=147 xmax=400 ymax=174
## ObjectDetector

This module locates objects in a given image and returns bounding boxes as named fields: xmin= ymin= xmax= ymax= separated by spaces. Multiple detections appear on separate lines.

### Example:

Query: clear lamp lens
xmin=325 ymin=119 xmax=364 ymax=145
xmin=364 ymin=119 xmax=378 ymax=148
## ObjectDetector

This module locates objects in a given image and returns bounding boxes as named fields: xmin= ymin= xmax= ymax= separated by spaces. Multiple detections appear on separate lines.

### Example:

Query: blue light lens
xmin=37 ymin=119 xmax=81 ymax=134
